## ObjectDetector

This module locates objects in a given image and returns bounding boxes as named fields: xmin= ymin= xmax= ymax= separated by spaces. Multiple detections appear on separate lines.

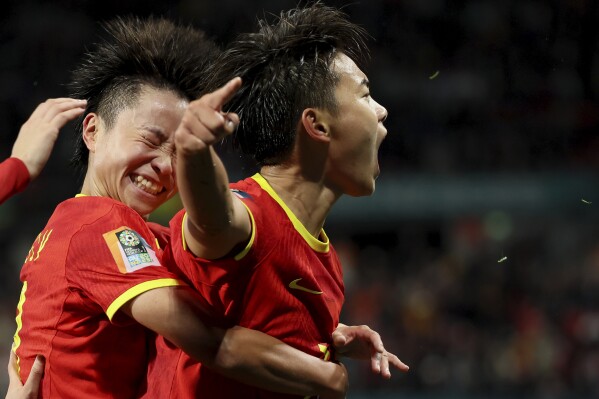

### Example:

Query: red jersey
xmin=14 ymin=195 xmax=182 ymax=399
xmin=146 ymin=173 xmax=344 ymax=398
xmin=0 ymin=157 xmax=30 ymax=204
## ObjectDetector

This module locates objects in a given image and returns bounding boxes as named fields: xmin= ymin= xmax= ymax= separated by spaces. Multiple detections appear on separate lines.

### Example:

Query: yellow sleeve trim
xmin=233 ymin=202 xmax=256 ymax=261
xmin=181 ymin=203 xmax=255 ymax=261
xmin=106 ymin=278 xmax=182 ymax=321
xmin=181 ymin=212 xmax=189 ymax=252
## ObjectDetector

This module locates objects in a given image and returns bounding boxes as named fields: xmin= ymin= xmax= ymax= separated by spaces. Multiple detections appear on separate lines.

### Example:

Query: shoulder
xmin=58 ymin=196 xmax=126 ymax=217
xmin=168 ymin=209 xmax=186 ymax=233
xmin=147 ymin=222 xmax=170 ymax=249
xmin=76 ymin=196 xmax=145 ymax=222
xmin=230 ymin=177 xmax=258 ymax=200
xmin=229 ymin=176 xmax=272 ymax=214
xmin=61 ymin=197 xmax=152 ymax=242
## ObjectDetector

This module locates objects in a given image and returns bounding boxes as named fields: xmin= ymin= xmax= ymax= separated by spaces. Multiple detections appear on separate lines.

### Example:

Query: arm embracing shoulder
xmin=122 ymin=285 xmax=347 ymax=398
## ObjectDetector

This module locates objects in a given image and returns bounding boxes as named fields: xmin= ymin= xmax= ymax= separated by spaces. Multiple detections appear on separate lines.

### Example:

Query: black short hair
xmin=69 ymin=16 xmax=219 ymax=171
xmin=206 ymin=2 xmax=369 ymax=166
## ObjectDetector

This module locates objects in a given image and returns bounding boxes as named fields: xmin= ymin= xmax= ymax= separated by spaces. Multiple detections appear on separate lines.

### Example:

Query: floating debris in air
xmin=429 ymin=70 xmax=440 ymax=80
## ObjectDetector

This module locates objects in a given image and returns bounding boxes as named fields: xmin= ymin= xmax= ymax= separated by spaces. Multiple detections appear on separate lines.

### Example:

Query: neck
xmin=80 ymin=175 xmax=94 ymax=196
xmin=80 ymin=173 xmax=105 ymax=198
xmin=259 ymin=165 xmax=340 ymax=238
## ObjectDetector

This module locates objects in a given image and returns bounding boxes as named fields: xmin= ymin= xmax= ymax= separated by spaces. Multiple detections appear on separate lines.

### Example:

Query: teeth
xmin=133 ymin=175 xmax=162 ymax=195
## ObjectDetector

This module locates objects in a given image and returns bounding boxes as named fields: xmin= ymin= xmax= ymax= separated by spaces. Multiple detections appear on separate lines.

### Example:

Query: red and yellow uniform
xmin=146 ymin=173 xmax=344 ymax=398
xmin=0 ymin=157 xmax=30 ymax=204
xmin=13 ymin=195 xmax=182 ymax=399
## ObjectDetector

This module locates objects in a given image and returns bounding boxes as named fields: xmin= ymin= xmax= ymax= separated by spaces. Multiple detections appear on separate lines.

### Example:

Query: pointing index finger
xmin=204 ymin=77 xmax=242 ymax=110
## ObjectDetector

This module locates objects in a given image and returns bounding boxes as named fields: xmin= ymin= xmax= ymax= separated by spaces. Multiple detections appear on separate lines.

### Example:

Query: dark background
xmin=1 ymin=1 xmax=598 ymax=398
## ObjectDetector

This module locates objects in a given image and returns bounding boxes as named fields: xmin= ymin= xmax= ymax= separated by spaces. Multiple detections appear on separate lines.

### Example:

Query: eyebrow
xmin=360 ymin=78 xmax=370 ymax=88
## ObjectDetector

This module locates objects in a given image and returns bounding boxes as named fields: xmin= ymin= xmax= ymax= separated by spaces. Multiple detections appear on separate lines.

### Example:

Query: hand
xmin=175 ymin=77 xmax=241 ymax=155
xmin=5 ymin=350 xmax=44 ymax=399
xmin=11 ymin=98 xmax=87 ymax=180
xmin=332 ymin=323 xmax=409 ymax=379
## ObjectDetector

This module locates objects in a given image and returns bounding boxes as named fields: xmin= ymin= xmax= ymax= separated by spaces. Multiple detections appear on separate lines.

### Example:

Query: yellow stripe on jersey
xmin=251 ymin=173 xmax=329 ymax=253
xmin=106 ymin=278 xmax=182 ymax=321
xmin=181 ymin=204 xmax=256 ymax=261
xmin=182 ymin=213 xmax=189 ymax=252
xmin=233 ymin=202 xmax=256 ymax=261
xmin=33 ymin=229 xmax=52 ymax=261
xmin=13 ymin=281 xmax=28 ymax=376
xmin=318 ymin=343 xmax=331 ymax=361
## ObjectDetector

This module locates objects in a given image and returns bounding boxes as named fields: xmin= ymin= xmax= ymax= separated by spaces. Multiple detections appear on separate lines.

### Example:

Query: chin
xmin=125 ymin=196 xmax=155 ymax=218
xmin=347 ymin=182 xmax=375 ymax=197
xmin=132 ymin=206 xmax=153 ymax=219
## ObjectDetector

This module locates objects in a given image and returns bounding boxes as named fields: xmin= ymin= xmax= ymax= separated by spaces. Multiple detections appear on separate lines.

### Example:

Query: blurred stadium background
xmin=1 ymin=0 xmax=598 ymax=397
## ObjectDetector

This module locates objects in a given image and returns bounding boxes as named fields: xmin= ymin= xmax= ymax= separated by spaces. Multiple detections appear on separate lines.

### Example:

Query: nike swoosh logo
xmin=288 ymin=278 xmax=323 ymax=295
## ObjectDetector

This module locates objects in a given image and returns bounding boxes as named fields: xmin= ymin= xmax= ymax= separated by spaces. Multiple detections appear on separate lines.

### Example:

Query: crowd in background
xmin=1 ymin=0 xmax=598 ymax=397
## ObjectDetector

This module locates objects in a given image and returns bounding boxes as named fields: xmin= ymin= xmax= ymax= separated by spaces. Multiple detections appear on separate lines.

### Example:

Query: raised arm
xmin=123 ymin=285 xmax=347 ymax=398
xmin=1 ymin=98 xmax=86 ymax=204
xmin=11 ymin=98 xmax=87 ymax=180
xmin=174 ymin=77 xmax=252 ymax=260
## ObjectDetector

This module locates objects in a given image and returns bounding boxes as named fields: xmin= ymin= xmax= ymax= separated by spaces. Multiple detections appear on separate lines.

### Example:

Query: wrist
xmin=318 ymin=361 xmax=348 ymax=398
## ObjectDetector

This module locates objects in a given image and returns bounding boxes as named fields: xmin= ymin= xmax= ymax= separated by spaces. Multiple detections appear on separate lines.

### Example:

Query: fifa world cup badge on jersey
xmin=103 ymin=227 xmax=161 ymax=273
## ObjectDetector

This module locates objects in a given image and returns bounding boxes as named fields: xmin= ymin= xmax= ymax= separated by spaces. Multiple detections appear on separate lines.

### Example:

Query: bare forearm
xmin=156 ymin=292 xmax=347 ymax=396
xmin=127 ymin=287 xmax=346 ymax=398
xmin=174 ymin=78 xmax=248 ymax=259
xmin=209 ymin=326 xmax=347 ymax=397
xmin=178 ymin=147 xmax=232 ymax=235
xmin=177 ymin=147 xmax=250 ymax=259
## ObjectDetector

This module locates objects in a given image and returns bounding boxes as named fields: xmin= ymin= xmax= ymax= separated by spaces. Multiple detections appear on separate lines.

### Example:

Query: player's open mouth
xmin=131 ymin=175 xmax=164 ymax=196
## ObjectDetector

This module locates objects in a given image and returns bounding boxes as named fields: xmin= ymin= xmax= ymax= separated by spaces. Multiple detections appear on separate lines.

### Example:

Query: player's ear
xmin=301 ymin=108 xmax=331 ymax=143
xmin=82 ymin=113 xmax=100 ymax=153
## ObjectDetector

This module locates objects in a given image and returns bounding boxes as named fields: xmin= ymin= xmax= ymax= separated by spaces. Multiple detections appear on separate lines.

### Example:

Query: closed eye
xmin=141 ymin=127 xmax=168 ymax=147
xmin=141 ymin=135 xmax=161 ymax=148
xmin=360 ymin=78 xmax=371 ymax=98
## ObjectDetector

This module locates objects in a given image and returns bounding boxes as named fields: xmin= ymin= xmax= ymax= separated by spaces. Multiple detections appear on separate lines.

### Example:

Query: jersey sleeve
xmin=66 ymin=204 xmax=182 ymax=322
xmin=168 ymin=202 xmax=258 ymax=272
xmin=147 ymin=221 xmax=171 ymax=250
xmin=0 ymin=157 xmax=30 ymax=204
xmin=165 ymin=206 xmax=259 ymax=325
